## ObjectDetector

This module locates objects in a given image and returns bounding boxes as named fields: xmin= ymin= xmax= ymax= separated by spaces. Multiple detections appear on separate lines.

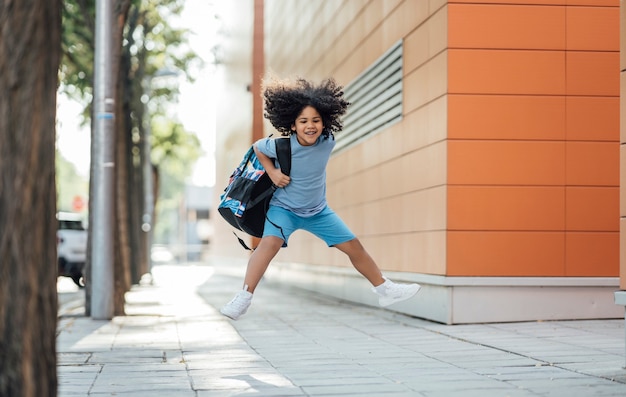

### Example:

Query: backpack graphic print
xmin=218 ymin=137 xmax=291 ymax=240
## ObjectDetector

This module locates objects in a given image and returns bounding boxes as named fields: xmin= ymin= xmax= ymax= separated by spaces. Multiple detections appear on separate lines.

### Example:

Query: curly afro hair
xmin=262 ymin=77 xmax=350 ymax=138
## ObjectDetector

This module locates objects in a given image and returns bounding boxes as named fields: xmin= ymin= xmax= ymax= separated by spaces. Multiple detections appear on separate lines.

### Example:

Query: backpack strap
xmin=239 ymin=137 xmax=291 ymax=252
xmin=246 ymin=138 xmax=290 ymax=209
xmin=275 ymin=136 xmax=291 ymax=176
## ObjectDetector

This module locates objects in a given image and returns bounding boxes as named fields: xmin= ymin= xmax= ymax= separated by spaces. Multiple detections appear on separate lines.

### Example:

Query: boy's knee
xmin=335 ymin=238 xmax=364 ymax=253
xmin=260 ymin=235 xmax=285 ymax=250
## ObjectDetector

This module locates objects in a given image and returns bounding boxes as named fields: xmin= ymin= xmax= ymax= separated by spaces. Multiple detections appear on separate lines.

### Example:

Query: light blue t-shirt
xmin=255 ymin=134 xmax=335 ymax=217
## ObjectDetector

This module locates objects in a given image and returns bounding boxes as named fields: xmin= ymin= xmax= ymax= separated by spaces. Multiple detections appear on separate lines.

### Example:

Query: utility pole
xmin=91 ymin=0 xmax=115 ymax=320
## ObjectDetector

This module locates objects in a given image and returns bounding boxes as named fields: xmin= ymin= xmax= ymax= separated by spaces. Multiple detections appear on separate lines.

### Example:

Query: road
xmin=57 ymin=276 xmax=85 ymax=316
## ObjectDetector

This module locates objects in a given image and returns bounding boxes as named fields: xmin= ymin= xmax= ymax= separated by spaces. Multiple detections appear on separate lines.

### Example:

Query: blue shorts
xmin=264 ymin=205 xmax=356 ymax=247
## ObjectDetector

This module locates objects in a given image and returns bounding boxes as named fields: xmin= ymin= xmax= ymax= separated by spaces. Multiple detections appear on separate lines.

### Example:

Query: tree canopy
xmin=59 ymin=0 xmax=207 ymax=313
xmin=59 ymin=0 xmax=204 ymax=239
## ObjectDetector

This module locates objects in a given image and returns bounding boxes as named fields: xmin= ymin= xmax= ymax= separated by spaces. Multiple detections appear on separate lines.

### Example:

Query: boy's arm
xmin=254 ymin=144 xmax=291 ymax=188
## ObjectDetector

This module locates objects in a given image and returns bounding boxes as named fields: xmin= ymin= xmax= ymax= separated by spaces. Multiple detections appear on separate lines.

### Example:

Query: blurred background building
xmin=181 ymin=184 xmax=213 ymax=261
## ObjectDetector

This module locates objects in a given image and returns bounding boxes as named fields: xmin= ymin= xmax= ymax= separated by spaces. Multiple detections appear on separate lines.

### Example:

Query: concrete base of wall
xmin=613 ymin=291 xmax=626 ymax=368
xmin=261 ymin=261 xmax=623 ymax=324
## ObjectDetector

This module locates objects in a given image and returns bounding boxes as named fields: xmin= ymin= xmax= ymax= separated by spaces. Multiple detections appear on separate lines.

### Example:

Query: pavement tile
xmin=196 ymin=389 xmax=306 ymax=397
xmin=191 ymin=372 xmax=296 ymax=391
xmin=421 ymin=390 xmax=530 ymax=397
xmin=56 ymin=263 xmax=626 ymax=397
xmin=57 ymin=352 xmax=92 ymax=364
xmin=87 ymin=392 xmax=197 ymax=397
xmin=405 ymin=378 xmax=517 ymax=392
xmin=300 ymin=382 xmax=413 ymax=395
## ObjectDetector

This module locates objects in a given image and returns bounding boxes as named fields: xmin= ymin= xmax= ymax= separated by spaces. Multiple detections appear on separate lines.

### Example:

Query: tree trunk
xmin=112 ymin=1 xmax=134 ymax=315
xmin=114 ymin=71 xmax=132 ymax=315
xmin=0 ymin=1 xmax=61 ymax=396
xmin=120 ymin=25 xmax=144 ymax=285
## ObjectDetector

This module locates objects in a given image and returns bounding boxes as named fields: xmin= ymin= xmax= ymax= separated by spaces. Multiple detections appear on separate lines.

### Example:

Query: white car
xmin=57 ymin=212 xmax=87 ymax=287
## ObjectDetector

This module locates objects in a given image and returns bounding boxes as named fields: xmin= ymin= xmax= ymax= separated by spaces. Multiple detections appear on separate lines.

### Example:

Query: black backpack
xmin=217 ymin=137 xmax=291 ymax=248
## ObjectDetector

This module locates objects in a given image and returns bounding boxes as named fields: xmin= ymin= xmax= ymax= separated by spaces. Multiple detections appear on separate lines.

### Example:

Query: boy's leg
xmin=335 ymin=238 xmax=421 ymax=307
xmin=220 ymin=235 xmax=283 ymax=320
xmin=304 ymin=208 xmax=383 ymax=285
xmin=334 ymin=238 xmax=385 ymax=286
xmin=244 ymin=235 xmax=284 ymax=292
xmin=306 ymin=208 xmax=420 ymax=306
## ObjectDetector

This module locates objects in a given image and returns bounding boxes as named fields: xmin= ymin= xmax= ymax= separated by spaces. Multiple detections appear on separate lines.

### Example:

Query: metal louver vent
xmin=335 ymin=40 xmax=403 ymax=152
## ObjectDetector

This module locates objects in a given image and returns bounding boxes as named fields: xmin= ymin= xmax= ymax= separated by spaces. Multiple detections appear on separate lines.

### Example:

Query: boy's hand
xmin=267 ymin=167 xmax=290 ymax=188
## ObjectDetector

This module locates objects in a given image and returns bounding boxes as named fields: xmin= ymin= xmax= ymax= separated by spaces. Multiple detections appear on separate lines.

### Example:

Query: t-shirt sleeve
xmin=254 ymin=137 xmax=277 ymax=158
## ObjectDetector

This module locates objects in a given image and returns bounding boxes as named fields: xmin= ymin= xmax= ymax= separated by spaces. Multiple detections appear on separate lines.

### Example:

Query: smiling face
xmin=291 ymin=105 xmax=324 ymax=146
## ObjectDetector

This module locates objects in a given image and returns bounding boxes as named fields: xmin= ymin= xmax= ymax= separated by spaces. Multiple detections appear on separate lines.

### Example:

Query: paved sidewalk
xmin=57 ymin=263 xmax=626 ymax=396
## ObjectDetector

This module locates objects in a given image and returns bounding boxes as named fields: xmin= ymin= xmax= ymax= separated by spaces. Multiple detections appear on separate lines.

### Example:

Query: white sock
xmin=374 ymin=278 xmax=392 ymax=294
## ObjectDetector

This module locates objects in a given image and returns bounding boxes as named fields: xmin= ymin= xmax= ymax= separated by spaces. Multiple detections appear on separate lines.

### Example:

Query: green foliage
xmin=60 ymin=0 xmax=204 ymax=242
xmin=150 ymin=116 xmax=202 ymax=243
xmin=60 ymin=0 xmax=201 ymax=128
xmin=59 ymin=0 xmax=95 ymax=124
xmin=56 ymin=151 xmax=89 ymax=213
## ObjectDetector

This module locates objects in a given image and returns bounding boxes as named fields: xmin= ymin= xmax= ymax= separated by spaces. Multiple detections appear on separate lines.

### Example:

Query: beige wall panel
xmin=360 ymin=123 xmax=404 ymax=170
xmin=332 ymin=169 xmax=373 ymax=207
xmin=621 ymin=145 xmax=626 ymax=216
xmin=401 ymin=141 xmax=447 ymax=192
xmin=263 ymin=0 xmax=449 ymax=276
xmin=350 ymin=95 xmax=449 ymax=176
xmin=404 ymin=6 xmax=448 ymax=75
xmin=280 ymin=229 xmax=447 ymax=275
xmin=606 ymin=1 xmax=626 ymax=291
xmin=277 ymin=223 xmax=446 ymax=275
xmin=327 ymin=93 xmax=447 ymax=189
xmin=381 ymin=0 xmax=404 ymax=16
xmin=622 ymin=73 xmax=626 ymax=144
xmin=403 ymin=95 xmax=448 ymax=150
xmin=430 ymin=0 xmax=448 ymax=13
xmin=359 ymin=231 xmax=446 ymax=274
xmin=401 ymin=185 xmax=447 ymax=232
xmin=332 ymin=203 xmax=365 ymax=238
xmin=381 ymin=2 xmax=412 ymax=43
xmin=373 ymin=142 xmax=446 ymax=203
xmin=622 ymin=219 xmax=626 ymax=289
xmin=619 ymin=41 xmax=626 ymax=290
xmin=276 ymin=229 xmax=350 ymax=268
xmin=331 ymin=0 xmax=430 ymax=84
xmin=319 ymin=1 xmax=369 ymax=78
xmin=338 ymin=185 xmax=446 ymax=236
xmin=266 ymin=0 xmax=368 ymax=79
xmin=266 ymin=1 xmax=437 ymax=84
xmin=366 ymin=124 xmax=408 ymax=167
xmin=404 ymin=52 xmax=448 ymax=114
xmin=332 ymin=30 xmax=381 ymax=84
xmin=359 ymin=196 xmax=403 ymax=235
xmin=330 ymin=123 xmax=406 ymax=183
xmin=327 ymin=142 xmax=446 ymax=211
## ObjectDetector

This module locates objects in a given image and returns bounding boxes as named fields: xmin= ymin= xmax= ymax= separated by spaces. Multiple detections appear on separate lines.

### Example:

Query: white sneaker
xmin=220 ymin=286 xmax=253 ymax=320
xmin=373 ymin=278 xmax=421 ymax=307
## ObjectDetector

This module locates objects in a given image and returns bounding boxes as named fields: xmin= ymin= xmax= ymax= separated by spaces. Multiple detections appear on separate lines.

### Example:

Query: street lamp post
xmin=91 ymin=0 xmax=115 ymax=320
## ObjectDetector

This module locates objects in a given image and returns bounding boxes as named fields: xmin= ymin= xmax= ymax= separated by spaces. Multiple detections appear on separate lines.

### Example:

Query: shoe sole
xmin=220 ymin=308 xmax=244 ymax=321
xmin=379 ymin=285 xmax=421 ymax=307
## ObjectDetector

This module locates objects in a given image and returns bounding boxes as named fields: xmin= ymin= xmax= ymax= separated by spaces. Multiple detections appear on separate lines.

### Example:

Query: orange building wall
xmin=447 ymin=1 xmax=620 ymax=276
